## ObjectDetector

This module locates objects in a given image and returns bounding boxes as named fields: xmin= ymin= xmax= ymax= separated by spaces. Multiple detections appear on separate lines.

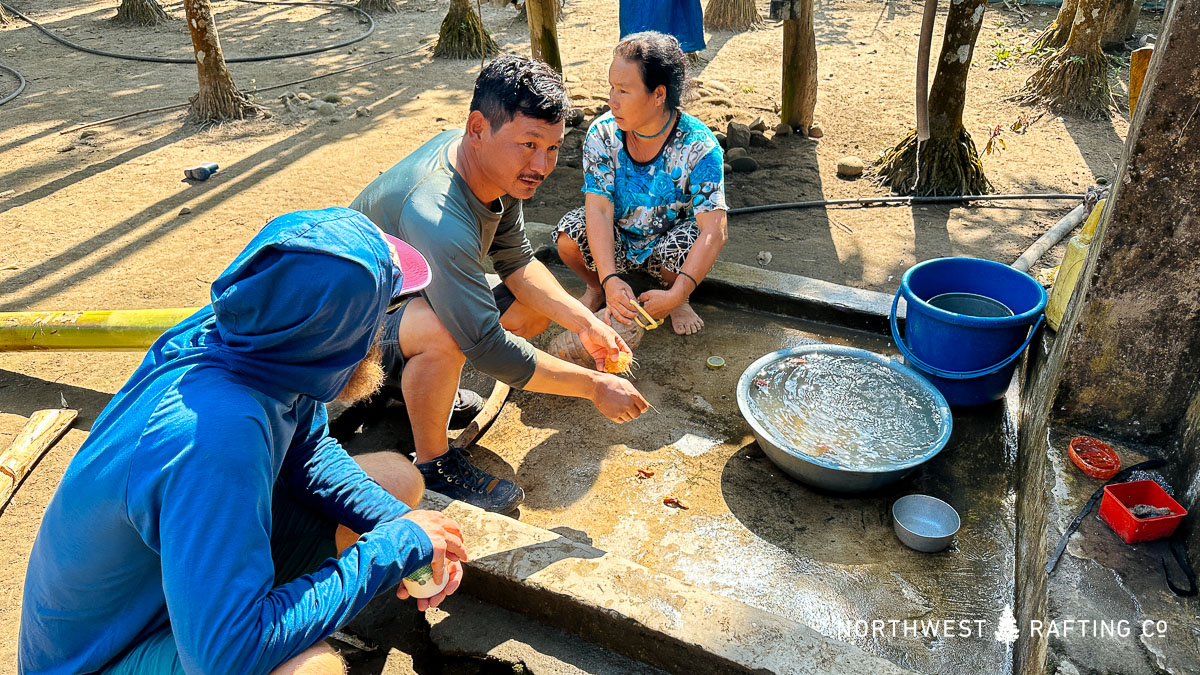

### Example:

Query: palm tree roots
xmin=435 ymin=1 xmax=499 ymax=59
xmin=1013 ymin=49 xmax=1113 ymax=119
xmin=874 ymin=128 xmax=992 ymax=196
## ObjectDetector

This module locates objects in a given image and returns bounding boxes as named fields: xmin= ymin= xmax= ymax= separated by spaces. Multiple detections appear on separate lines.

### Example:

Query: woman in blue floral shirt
xmin=555 ymin=31 xmax=728 ymax=335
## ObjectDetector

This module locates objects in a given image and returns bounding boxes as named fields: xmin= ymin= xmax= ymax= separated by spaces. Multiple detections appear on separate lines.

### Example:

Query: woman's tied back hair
xmin=613 ymin=31 xmax=691 ymax=112
xmin=470 ymin=53 xmax=571 ymax=130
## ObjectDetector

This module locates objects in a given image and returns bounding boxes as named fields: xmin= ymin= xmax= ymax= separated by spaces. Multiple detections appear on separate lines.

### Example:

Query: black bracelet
xmin=677 ymin=271 xmax=700 ymax=290
xmin=600 ymin=273 xmax=621 ymax=289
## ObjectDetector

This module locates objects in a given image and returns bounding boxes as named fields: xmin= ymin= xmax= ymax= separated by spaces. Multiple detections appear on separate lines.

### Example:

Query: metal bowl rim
xmin=736 ymin=344 xmax=954 ymax=474
xmin=891 ymin=494 xmax=962 ymax=538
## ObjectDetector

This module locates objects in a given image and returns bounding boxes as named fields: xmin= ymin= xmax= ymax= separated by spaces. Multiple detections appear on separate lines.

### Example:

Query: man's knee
xmin=501 ymin=302 xmax=552 ymax=339
xmin=354 ymin=451 xmax=425 ymax=508
xmin=269 ymin=641 xmax=345 ymax=675
xmin=399 ymin=298 xmax=465 ymax=365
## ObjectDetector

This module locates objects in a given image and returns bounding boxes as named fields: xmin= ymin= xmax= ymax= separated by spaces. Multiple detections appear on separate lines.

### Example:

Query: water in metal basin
xmin=747 ymin=353 xmax=946 ymax=470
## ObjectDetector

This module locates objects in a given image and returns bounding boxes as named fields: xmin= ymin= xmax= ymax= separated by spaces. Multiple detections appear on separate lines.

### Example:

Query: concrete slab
xmin=420 ymin=492 xmax=912 ymax=675
xmin=427 ymin=594 xmax=667 ymax=674
xmin=455 ymin=298 xmax=1017 ymax=673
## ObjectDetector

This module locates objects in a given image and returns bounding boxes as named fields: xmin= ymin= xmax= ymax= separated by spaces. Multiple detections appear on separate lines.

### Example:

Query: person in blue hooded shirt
xmin=18 ymin=207 xmax=467 ymax=675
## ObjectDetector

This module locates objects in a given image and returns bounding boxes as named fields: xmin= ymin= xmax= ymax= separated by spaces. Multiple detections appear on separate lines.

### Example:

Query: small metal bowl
xmin=892 ymin=494 xmax=960 ymax=552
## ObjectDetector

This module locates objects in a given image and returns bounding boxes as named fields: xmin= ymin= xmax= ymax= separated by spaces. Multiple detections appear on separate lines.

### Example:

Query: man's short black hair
xmin=470 ymin=53 xmax=570 ymax=131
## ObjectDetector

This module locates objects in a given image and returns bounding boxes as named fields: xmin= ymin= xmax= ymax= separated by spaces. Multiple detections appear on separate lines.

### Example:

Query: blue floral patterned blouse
xmin=582 ymin=111 xmax=727 ymax=265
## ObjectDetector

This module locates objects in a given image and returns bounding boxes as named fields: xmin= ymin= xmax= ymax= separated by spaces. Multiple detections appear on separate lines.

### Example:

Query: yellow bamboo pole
xmin=1129 ymin=46 xmax=1153 ymax=115
xmin=0 ymin=308 xmax=200 ymax=352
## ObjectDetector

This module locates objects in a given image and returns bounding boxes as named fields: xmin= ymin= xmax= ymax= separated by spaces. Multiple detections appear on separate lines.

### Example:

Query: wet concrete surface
xmin=1042 ymin=428 xmax=1200 ymax=674
xmin=377 ymin=298 xmax=1020 ymax=673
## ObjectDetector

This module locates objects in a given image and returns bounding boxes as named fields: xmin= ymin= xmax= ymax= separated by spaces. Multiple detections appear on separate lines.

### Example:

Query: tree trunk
xmin=435 ymin=0 xmax=499 ymax=59
xmin=114 ymin=0 xmax=170 ymax=26
xmin=526 ymin=0 xmax=562 ymax=72
xmin=1102 ymin=0 xmax=1137 ymax=48
xmin=704 ymin=0 xmax=763 ymax=32
xmin=1033 ymin=0 xmax=1078 ymax=50
xmin=780 ymin=0 xmax=817 ymax=133
xmin=874 ymin=0 xmax=991 ymax=195
xmin=184 ymin=0 xmax=265 ymax=125
xmin=356 ymin=0 xmax=400 ymax=12
xmin=1015 ymin=0 xmax=1113 ymax=119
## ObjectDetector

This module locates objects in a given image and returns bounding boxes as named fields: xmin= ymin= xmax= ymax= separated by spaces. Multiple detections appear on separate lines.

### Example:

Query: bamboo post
xmin=1129 ymin=46 xmax=1154 ymax=115
xmin=0 ymin=308 xmax=199 ymax=352
xmin=525 ymin=0 xmax=563 ymax=74
xmin=780 ymin=0 xmax=817 ymax=134
xmin=1 ymin=409 xmax=78 ymax=507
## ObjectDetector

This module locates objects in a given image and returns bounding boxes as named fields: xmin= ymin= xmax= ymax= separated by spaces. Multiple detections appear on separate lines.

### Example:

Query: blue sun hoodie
xmin=19 ymin=207 xmax=432 ymax=675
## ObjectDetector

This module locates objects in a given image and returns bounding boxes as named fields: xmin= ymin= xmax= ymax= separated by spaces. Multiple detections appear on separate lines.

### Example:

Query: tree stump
xmin=874 ymin=0 xmax=991 ymax=195
xmin=704 ymin=0 xmax=764 ymax=32
xmin=435 ymin=0 xmax=499 ymax=60
xmin=184 ymin=0 xmax=266 ymax=125
xmin=114 ymin=0 xmax=171 ymax=26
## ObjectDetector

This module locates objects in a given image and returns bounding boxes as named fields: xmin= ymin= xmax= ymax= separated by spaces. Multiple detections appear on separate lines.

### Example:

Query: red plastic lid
xmin=1068 ymin=436 xmax=1121 ymax=480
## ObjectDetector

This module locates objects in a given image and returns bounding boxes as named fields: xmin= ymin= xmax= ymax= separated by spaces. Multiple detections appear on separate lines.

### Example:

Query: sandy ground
xmin=0 ymin=0 xmax=1153 ymax=668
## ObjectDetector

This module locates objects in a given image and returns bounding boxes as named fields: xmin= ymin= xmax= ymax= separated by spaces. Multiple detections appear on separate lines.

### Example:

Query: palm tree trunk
xmin=356 ymin=0 xmax=400 ymax=12
xmin=1033 ymin=0 xmax=1078 ymax=50
xmin=704 ymin=0 xmax=763 ymax=32
xmin=435 ymin=0 xmax=499 ymax=59
xmin=875 ymin=0 xmax=991 ymax=195
xmin=184 ymin=0 xmax=266 ymax=125
xmin=1015 ymin=0 xmax=1114 ymax=119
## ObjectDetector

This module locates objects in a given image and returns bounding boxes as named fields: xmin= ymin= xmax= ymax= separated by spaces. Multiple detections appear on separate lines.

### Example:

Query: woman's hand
xmin=603 ymin=276 xmax=639 ymax=324
xmin=637 ymin=287 xmax=687 ymax=320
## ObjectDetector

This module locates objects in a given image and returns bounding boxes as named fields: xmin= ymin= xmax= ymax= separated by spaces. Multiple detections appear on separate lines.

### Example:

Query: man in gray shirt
xmin=351 ymin=55 xmax=649 ymax=514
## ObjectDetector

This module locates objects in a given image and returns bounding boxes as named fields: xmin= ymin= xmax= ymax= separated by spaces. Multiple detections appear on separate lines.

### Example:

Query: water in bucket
xmin=927 ymin=292 xmax=1014 ymax=318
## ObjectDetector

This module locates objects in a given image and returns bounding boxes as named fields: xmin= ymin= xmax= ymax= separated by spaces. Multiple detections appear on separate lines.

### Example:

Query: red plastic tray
xmin=1099 ymin=480 xmax=1187 ymax=544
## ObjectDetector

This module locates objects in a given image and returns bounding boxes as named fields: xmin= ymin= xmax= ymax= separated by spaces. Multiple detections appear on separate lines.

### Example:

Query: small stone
xmin=706 ymin=79 xmax=731 ymax=93
xmin=80 ymin=129 xmax=99 ymax=139
xmin=57 ymin=144 xmax=75 ymax=153
xmin=726 ymin=121 xmax=752 ymax=150
xmin=178 ymin=207 xmax=193 ymax=215
xmin=749 ymin=130 xmax=771 ymax=147
xmin=807 ymin=123 xmax=824 ymax=138
xmin=837 ymin=156 xmax=865 ymax=178
xmin=773 ymin=123 xmax=792 ymax=137
xmin=714 ymin=131 xmax=727 ymax=148
xmin=757 ymin=251 xmax=773 ymax=267
xmin=564 ymin=74 xmax=581 ymax=83
xmin=749 ymin=116 xmax=767 ymax=132
xmin=354 ymin=106 xmax=371 ymax=118
xmin=312 ymin=102 xmax=337 ymax=116
xmin=296 ymin=92 xmax=312 ymax=102
xmin=723 ymin=162 xmax=733 ymax=174
xmin=320 ymin=92 xmax=342 ymax=103
xmin=582 ymin=106 xmax=597 ymax=116
xmin=729 ymin=156 xmax=758 ymax=173
xmin=726 ymin=147 xmax=749 ymax=161
xmin=280 ymin=90 xmax=295 ymax=100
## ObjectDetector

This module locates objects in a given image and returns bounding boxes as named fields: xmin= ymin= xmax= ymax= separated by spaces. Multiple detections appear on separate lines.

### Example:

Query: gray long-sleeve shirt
xmin=350 ymin=130 xmax=538 ymax=387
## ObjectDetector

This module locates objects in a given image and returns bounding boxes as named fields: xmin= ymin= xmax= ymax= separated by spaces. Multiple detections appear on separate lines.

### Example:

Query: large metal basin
xmin=736 ymin=344 xmax=953 ymax=493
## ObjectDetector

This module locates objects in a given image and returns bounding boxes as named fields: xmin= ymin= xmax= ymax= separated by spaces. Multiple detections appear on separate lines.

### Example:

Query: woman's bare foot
xmin=669 ymin=302 xmax=704 ymax=335
xmin=579 ymin=285 xmax=605 ymax=312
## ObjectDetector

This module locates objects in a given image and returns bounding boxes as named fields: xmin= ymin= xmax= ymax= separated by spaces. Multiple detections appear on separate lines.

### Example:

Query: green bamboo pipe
xmin=0 ymin=308 xmax=201 ymax=352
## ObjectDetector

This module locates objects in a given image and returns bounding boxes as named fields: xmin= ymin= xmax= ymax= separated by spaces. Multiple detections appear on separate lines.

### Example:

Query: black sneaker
xmin=448 ymin=388 xmax=485 ymax=430
xmin=416 ymin=447 xmax=524 ymax=514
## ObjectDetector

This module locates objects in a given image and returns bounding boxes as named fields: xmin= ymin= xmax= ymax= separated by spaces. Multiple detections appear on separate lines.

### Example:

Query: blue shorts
xmin=99 ymin=484 xmax=338 ymax=674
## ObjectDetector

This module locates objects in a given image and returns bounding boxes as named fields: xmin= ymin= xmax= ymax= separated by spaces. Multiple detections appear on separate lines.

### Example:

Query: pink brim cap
xmin=380 ymin=231 xmax=432 ymax=299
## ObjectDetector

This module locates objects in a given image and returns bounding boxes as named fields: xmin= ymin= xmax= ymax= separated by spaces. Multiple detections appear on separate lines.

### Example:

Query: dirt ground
xmin=0 ymin=0 xmax=1153 ymax=667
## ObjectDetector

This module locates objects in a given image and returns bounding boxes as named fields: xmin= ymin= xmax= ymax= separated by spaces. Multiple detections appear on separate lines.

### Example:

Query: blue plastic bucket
xmin=890 ymin=257 xmax=1046 ymax=406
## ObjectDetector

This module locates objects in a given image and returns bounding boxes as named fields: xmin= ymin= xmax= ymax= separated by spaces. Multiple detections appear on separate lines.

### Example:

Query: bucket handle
xmin=890 ymin=289 xmax=1044 ymax=380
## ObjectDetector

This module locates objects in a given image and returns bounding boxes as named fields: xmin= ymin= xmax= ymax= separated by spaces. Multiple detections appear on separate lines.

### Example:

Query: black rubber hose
xmin=726 ymin=193 xmax=1084 ymax=215
xmin=0 ymin=0 xmax=374 ymax=64
xmin=0 ymin=63 xmax=26 ymax=106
